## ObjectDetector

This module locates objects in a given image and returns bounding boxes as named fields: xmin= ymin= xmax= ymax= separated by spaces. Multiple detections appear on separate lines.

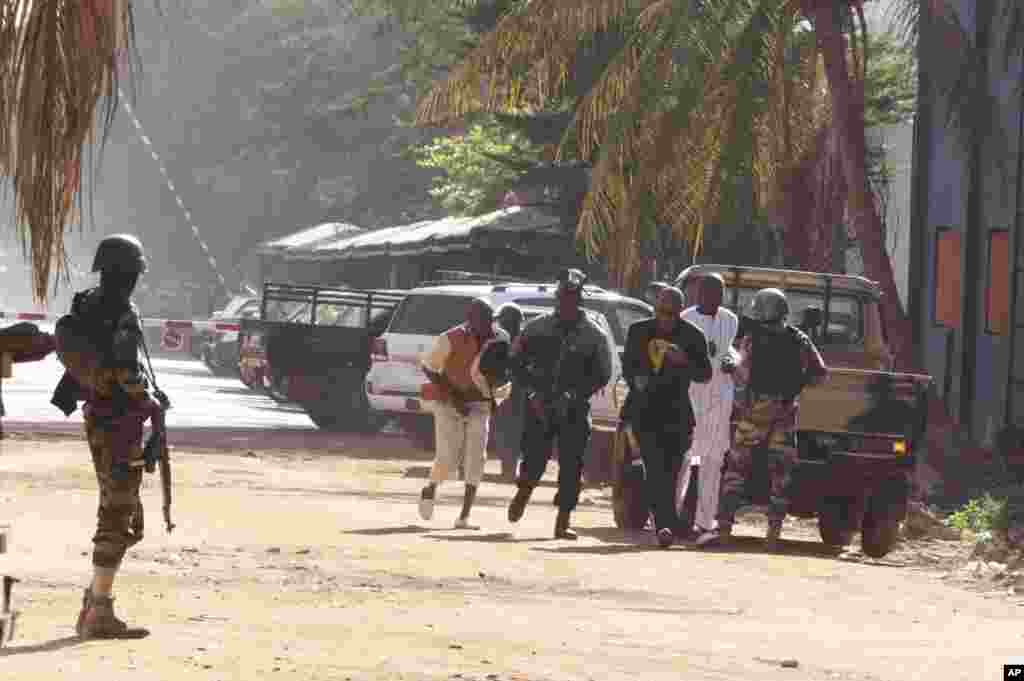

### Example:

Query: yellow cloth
xmin=647 ymin=338 xmax=673 ymax=373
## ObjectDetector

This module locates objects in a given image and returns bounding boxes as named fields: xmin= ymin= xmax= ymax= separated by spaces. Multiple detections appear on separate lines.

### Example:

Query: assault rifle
xmin=140 ymin=331 xmax=175 ymax=534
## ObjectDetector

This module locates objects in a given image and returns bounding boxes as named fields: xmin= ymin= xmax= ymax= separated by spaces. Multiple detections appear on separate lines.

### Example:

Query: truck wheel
xmin=861 ymin=478 xmax=908 ymax=558
xmin=611 ymin=428 xmax=649 ymax=530
xmin=818 ymin=499 xmax=857 ymax=548
xmin=861 ymin=513 xmax=900 ymax=558
xmin=613 ymin=467 xmax=650 ymax=530
xmin=402 ymin=416 xmax=435 ymax=450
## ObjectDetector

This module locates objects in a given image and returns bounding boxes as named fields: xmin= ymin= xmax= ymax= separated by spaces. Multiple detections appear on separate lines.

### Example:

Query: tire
xmin=403 ymin=416 xmax=436 ymax=450
xmin=307 ymin=389 xmax=384 ymax=434
xmin=818 ymin=498 xmax=858 ymax=548
xmin=610 ymin=429 xmax=650 ymax=530
xmin=860 ymin=478 xmax=908 ymax=558
xmin=861 ymin=513 xmax=900 ymax=558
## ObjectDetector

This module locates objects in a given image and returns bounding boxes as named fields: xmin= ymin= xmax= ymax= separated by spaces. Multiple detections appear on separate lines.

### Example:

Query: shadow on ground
xmin=0 ymin=635 xmax=89 ymax=657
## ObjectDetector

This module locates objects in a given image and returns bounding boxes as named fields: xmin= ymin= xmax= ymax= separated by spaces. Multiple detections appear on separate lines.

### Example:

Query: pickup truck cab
xmin=611 ymin=265 xmax=932 ymax=558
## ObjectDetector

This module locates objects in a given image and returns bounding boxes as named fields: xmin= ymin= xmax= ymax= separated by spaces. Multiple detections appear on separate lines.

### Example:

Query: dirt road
xmin=0 ymin=434 xmax=1021 ymax=681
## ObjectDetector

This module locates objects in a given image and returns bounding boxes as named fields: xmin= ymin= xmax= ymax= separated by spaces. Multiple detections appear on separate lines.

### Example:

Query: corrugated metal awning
xmin=280 ymin=206 xmax=568 ymax=262
xmin=256 ymin=222 xmax=365 ymax=255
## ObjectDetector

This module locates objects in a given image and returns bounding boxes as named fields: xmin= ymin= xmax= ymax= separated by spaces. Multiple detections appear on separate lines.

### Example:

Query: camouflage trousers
xmin=85 ymin=415 xmax=146 ymax=569
xmin=716 ymin=398 xmax=799 ymax=527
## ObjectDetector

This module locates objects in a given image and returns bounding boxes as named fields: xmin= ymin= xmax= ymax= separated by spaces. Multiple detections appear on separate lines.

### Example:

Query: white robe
xmin=676 ymin=306 xmax=739 ymax=531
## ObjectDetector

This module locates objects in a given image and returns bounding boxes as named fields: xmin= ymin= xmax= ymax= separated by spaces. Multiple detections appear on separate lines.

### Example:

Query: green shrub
xmin=945 ymin=494 xmax=1009 ymax=534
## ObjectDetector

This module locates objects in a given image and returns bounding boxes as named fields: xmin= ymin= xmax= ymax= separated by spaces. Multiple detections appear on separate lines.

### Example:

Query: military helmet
xmin=748 ymin=287 xmax=789 ymax=323
xmin=91 ymin=234 xmax=147 ymax=274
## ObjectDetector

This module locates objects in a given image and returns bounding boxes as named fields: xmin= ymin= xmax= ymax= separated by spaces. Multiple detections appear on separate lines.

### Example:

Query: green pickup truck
xmin=611 ymin=265 xmax=934 ymax=558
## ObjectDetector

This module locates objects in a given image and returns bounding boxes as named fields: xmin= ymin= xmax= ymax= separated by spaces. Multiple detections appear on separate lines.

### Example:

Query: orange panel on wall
xmin=986 ymin=230 xmax=1010 ymax=335
xmin=934 ymin=228 xmax=962 ymax=329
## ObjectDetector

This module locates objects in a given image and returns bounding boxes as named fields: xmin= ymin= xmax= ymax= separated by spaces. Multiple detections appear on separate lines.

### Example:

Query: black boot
xmin=554 ymin=510 xmax=577 ymax=540
xmin=508 ymin=485 xmax=533 ymax=523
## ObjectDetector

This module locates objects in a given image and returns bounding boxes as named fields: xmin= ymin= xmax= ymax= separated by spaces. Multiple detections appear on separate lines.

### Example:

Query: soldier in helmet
xmin=507 ymin=268 xmax=614 ymax=539
xmin=52 ymin=234 xmax=161 ymax=638
xmin=696 ymin=287 xmax=827 ymax=550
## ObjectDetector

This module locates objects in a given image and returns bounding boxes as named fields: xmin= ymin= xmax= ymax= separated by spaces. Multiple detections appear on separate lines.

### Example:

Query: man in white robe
xmin=676 ymin=273 xmax=739 ymax=536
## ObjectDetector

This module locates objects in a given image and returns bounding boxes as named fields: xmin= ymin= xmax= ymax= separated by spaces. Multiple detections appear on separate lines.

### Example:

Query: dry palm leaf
xmin=0 ymin=0 xmax=136 ymax=301
xmin=416 ymin=0 xmax=657 ymax=126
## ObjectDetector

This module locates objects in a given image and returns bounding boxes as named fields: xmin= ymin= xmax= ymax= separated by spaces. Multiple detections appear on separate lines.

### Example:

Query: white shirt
xmin=682 ymin=305 xmax=739 ymax=408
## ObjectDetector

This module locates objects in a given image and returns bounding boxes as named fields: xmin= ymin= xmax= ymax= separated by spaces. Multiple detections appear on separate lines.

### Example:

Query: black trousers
xmin=517 ymin=402 xmax=591 ymax=513
xmin=635 ymin=427 xmax=690 ymax=532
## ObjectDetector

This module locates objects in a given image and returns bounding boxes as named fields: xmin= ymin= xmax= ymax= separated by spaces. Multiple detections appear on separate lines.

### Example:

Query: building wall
xmin=916 ymin=0 xmax=1024 ymax=445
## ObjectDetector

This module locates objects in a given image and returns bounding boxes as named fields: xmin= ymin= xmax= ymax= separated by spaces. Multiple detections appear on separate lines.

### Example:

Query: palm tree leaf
xmin=415 ymin=0 xmax=657 ymax=126
xmin=0 ymin=0 xmax=138 ymax=301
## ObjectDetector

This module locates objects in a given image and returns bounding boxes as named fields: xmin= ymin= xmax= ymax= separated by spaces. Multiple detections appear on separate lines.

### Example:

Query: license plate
xmin=405 ymin=398 xmax=421 ymax=411
xmin=689 ymin=455 xmax=701 ymax=466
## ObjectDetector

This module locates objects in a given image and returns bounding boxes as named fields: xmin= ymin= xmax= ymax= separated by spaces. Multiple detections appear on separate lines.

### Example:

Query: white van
xmin=365 ymin=282 xmax=651 ymax=435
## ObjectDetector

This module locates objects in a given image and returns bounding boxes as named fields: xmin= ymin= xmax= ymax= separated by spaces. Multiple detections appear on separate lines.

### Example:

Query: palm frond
xmin=415 ymin=0 xmax=656 ymax=126
xmin=0 ymin=0 xmax=137 ymax=301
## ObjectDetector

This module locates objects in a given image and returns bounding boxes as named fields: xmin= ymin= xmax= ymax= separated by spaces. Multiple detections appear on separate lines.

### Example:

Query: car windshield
xmin=729 ymin=288 xmax=863 ymax=344
xmin=388 ymin=294 xmax=476 ymax=335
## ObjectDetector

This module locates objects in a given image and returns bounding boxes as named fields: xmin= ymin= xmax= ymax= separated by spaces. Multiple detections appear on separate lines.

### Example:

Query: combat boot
xmin=508 ymin=485 xmax=533 ymax=523
xmin=554 ymin=510 xmax=578 ymax=540
xmin=78 ymin=594 xmax=149 ymax=639
xmin=74 ymin=587 xmax=92 ymax=636
xmin=765 ymin=520 xmax=783 ymax=552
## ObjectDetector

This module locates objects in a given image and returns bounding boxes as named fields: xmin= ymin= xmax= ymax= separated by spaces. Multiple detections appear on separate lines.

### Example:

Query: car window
xmin=728 ymin=288 xmax=863 ymax=345
xmin=316 ymin=303 xmax=369 ymax=328
xmin=610 ymin=304 xmax=651 ymax=340
xmin=388 ymin=294 xmax=476 ymax=335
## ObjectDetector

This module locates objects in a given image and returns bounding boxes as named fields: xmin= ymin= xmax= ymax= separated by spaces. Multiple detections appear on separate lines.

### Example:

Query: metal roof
xmin=280 ymin=206 xmax=566 ymax=262
xmin=257 ymin=222 xmax=365 ymax=254
xmin=675 ymin=264 xmax=882 ymax=299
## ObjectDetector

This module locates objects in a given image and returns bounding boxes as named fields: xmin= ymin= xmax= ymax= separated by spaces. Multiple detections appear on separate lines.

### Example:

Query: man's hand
xmin=664 ymin=346 xmax=688 ymax=368
xmin=720 ymin=353 xmax=737 ymax=375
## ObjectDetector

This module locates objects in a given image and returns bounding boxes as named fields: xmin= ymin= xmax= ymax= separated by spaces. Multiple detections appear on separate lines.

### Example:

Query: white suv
xmin=365 ymin=281 xmax=651 ymax=434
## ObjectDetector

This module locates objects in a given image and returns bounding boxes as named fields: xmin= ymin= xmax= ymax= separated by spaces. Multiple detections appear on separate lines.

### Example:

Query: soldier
xmin=507 ymin=269 xmax=614 ymax=539
xmin=494 ymin=303 xmax=526 ymax=480
xmin=53 ymin=234 xmax=161 ymax=638
xmin=696 ymin=288 xmax=827 ymax=551
xmin=622 ymin=285 xmax=712 ymax=547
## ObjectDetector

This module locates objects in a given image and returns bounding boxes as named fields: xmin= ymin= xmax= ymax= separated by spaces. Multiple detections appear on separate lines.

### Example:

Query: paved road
xmin=0 ymin=347 xmax=396 ymax=449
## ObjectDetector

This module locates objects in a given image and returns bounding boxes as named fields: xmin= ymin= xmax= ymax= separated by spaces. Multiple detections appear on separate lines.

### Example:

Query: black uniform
xmin=622 ymin=317 xmax=712 ymax=533
xmin=513 ymin=310 xmax=614 ymax=513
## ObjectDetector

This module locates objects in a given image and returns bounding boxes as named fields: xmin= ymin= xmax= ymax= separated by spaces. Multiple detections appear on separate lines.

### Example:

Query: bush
xmin=945 ymin=494 xmax=1008 ymax=534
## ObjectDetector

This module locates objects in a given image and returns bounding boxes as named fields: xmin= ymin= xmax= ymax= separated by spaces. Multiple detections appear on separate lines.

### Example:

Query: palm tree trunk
xmin=804 ymin=2 xmax=915 ymax=370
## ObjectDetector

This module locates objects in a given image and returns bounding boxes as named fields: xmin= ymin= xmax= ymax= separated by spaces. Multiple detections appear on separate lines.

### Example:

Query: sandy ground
xmin=1 ymin=433 xmax=1022 ymax=681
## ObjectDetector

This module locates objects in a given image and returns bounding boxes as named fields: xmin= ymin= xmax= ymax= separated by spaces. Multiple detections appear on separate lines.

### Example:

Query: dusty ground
xmin=1 ymin=433 xmax=1022 ymax=681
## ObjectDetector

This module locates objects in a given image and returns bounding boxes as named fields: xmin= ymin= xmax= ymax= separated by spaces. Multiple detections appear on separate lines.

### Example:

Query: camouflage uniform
xmin=66 ymin=289 xmax=155 ymax=570
xmin=716 ymin=395 xmax=800 ymax=526
xmin=706 ymin=288 xmax=827 ymax=549
xmin=53 ymin=234 xmax=156 ymax=638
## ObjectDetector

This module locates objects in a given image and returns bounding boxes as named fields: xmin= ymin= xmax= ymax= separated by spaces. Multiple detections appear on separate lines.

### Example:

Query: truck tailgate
xmin=797 ymin=368 xmax=933 ymax=457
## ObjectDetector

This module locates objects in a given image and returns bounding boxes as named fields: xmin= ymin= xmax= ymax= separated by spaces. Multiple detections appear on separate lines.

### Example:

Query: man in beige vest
xmin=419 ymin=298 xmax=509 ymax=528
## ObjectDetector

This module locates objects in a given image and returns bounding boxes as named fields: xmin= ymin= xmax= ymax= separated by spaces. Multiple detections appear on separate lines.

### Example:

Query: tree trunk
xmin=804 ymin=2 xmax=916 ymax=371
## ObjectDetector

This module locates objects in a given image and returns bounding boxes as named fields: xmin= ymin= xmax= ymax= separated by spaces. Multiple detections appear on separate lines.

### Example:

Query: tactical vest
xmin=747 ymin=325 xmax=805 ymax=400
xmin=442 ymin=326 xmax=488 ymax=401
xmin=54 ymin=289 xmax=131 ymax=392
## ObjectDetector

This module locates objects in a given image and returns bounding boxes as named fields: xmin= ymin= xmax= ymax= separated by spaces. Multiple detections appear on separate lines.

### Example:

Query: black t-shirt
xmin=622 ymin=317 xmax=712 ymax=432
